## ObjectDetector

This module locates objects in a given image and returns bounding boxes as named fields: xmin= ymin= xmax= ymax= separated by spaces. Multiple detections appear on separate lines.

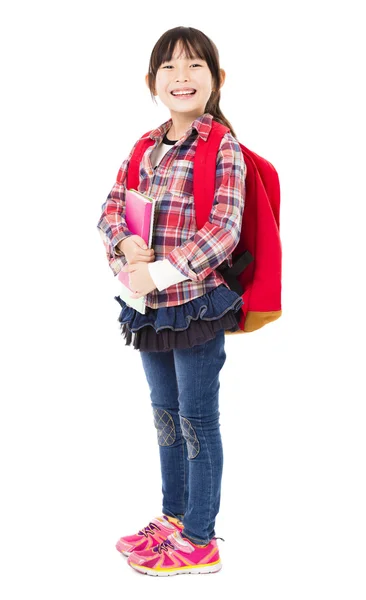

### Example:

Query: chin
xmin=168 ymin=103 xmax=205 ymax=113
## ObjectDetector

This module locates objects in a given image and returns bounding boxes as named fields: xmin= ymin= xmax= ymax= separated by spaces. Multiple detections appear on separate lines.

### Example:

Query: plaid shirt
xmin=97 ymin=112 xmax=246 ymax=308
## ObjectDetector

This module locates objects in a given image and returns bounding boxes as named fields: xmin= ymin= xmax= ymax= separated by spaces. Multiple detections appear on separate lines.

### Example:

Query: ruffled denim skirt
xmin=114 ymin=284 xmax=244 ymax=352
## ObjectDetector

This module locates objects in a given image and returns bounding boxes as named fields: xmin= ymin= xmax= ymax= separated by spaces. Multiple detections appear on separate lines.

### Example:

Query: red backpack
xmin=126 ymin=119 xmax=282 ymax=334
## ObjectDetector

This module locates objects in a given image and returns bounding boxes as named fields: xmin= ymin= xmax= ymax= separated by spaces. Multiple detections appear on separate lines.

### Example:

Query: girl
xmin=97 ymin=26 xmax=246 ymax=576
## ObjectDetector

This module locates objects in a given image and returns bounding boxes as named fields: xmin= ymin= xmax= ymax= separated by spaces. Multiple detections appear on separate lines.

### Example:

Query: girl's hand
xmin=117 ymin=235 xmax=155 ymax=264
xmin=121 ymin=262 xmax=157 ymax=299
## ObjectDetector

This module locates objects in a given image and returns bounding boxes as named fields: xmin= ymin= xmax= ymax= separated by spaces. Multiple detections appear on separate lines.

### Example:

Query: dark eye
xmin=161 ymin=63 xmax=202 ymax=69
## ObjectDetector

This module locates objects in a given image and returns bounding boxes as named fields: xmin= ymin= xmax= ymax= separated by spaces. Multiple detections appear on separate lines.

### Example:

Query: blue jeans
xmin=139 ymin=329 xmax=226 ymax=545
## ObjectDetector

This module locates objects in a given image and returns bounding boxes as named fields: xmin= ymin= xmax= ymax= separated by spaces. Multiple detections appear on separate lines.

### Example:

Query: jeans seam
xmin=182 ymin=425 xmax=186 ymax=515
xmin=199 ymin=342 xmax=213 ymax=540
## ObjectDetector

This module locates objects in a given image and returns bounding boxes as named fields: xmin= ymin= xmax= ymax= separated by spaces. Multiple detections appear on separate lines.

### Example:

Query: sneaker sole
xmin=128 ymin=559 xmax=222 ymax=576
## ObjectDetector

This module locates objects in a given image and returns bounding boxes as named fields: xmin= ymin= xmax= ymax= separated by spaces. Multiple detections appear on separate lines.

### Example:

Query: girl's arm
xmin=165 ymin=134 xmax=246 ymax=282
xmin=97 ymin=138 xmax=140 ymax=275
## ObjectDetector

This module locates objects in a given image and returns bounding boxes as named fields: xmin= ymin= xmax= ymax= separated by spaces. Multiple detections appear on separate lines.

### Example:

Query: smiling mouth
xmin=170 ymin=90 xmax=197 ymax=97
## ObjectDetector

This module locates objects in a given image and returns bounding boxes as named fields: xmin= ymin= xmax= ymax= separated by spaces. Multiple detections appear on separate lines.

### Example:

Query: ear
xmin=145 ymin=73 xmax=156 ymax=95
xmin=219 ymin=68 xmax=226 ymax=89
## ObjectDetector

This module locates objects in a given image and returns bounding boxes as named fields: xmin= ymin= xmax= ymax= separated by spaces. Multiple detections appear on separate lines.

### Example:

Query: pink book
xmin=117 ymin=188 xmax=157 ymax=315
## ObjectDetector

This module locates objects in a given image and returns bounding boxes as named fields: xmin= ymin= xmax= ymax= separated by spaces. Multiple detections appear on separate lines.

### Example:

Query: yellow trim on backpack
xmin=225 ymin=310 xmax=282 ymax=335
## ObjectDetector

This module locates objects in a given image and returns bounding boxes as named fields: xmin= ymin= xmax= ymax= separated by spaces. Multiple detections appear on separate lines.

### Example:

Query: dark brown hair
xmin=146 ymin=26 xmax=237 ymax=139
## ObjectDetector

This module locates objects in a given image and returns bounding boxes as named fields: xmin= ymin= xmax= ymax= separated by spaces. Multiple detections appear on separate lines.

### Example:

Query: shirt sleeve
xmin=165 ymin=134 xmax=246 ymax=282
xmin=148 ymin=259 xmax=191 ymax=291
xmin=96 ymin=138 xmax=140 ymax=275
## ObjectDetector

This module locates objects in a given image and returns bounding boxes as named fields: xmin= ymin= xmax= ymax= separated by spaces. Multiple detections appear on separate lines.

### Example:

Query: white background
xmin=1 ymin=1 xmax=365 ymax=598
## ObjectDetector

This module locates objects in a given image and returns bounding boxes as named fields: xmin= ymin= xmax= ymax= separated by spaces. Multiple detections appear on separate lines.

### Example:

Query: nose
xmin=175 ymin=65 xmax=190 ymax=82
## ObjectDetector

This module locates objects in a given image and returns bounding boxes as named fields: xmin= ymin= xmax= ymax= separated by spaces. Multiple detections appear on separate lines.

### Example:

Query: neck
xmin=167 ymin=109 xmax=205 ymax=140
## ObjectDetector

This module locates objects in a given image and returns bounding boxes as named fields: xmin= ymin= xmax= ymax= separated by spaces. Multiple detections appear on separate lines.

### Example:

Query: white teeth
xmin=172 ymin=90 xmax=196 ymax=96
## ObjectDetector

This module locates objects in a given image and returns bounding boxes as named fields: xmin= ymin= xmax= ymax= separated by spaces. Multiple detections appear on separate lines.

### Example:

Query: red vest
xmin=127 ymin=120 xmax=282 ymax=334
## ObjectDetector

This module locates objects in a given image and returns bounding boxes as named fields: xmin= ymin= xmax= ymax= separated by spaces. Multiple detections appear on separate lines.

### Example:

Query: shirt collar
xmin=148 ymin=112 xmax=213 ymax=143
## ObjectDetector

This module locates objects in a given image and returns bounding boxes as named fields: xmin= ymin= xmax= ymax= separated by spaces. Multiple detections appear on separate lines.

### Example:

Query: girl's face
xmin=150 ymin=42 xmax=221 ymax=118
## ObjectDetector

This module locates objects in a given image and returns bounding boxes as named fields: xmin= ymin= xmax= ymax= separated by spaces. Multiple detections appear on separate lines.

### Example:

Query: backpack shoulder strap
xmin=193 ymin=120 xmax=229 ymax=229
xmin=126 ymin=131 xmax=155 ymax=191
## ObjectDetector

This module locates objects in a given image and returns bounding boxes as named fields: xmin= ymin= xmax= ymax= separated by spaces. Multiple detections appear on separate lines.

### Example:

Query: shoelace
xmin=138 ymin=521 xmax=161 ymax=539
xmin=153 ymin=539 xmax=175 ymax=554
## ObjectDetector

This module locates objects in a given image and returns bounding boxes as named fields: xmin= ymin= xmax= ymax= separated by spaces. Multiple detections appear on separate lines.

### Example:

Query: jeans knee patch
xmin=153 ymin=407 xmax=176 ymax=446
xmin=179 ymin=415 xmax=200 ymax=459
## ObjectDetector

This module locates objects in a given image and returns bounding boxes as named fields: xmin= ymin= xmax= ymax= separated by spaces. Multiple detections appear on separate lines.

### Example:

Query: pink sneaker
xmin=127 ymin=529 xmax=223 ymax=576
xmin=115 ymin=515 xmax=183 ymax=557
